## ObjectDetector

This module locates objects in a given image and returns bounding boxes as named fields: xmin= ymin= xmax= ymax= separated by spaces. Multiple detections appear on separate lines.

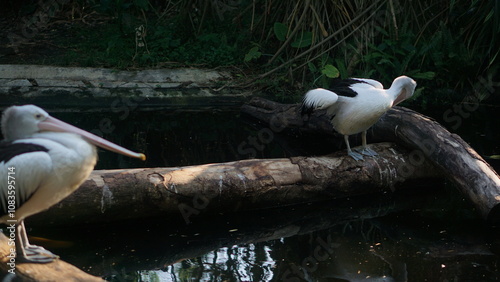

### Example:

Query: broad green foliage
xmin=321 ymin=65 xmax=340 ymax=79
xmin=245 ymin=46 xmax=262 ymax=62
xmin=273 ymin=22 xmax=288 ymax=42
xmin=290 ymin=32 xmax=313 ymax=48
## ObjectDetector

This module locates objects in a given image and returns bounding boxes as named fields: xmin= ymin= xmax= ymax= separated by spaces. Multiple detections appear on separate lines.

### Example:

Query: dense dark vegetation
xmin=1 ymin=0 xmax=499 ymax=105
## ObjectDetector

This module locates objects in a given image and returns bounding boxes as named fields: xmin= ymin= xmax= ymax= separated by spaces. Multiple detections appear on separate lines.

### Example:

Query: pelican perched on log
xmin=301 ymin=76 xmax=416 ymax=161
xmin=0 ymin=105 xmax=145 ymax=263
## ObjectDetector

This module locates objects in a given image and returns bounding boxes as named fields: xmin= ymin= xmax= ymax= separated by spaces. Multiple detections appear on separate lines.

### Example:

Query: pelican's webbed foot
xmin=18 ymin=245 xmax=59 ymax=263
xmin=347 ymin=149 xmax=364 ymax=161
xmin=16 ymin=221 xmax=59 ymax=264
xmin=356 ymin=146 xmax=378 ymax=157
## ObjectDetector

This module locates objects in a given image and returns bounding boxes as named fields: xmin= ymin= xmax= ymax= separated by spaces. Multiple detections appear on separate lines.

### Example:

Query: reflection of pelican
xmin=302 ymin=76 xmax=416 ymax=160
xmin=0 ymin=105 xmax=145 ymax=263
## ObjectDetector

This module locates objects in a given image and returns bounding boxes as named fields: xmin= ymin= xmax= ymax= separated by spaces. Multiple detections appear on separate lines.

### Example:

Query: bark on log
xmin=28 ymin=143 xmax=439 ymax=227
xmin=0 ymin=234 xmax=103 ymax=281
xmin=241 ymin=97 xmax=500 ymax=224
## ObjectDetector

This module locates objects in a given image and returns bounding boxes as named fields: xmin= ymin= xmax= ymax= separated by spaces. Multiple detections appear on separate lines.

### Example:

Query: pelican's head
xmin=1 ymin=105 xmax=49 ymax=141
xmin=391 ymin=76 xmax=417 ymax=106
xmin=1 ymin=105 xmax=146 ymax=161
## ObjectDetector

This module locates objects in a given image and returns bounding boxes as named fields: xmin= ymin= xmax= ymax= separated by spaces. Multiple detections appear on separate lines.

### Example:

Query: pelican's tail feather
xmin=301 ymin=88 xmax=339 ymax=116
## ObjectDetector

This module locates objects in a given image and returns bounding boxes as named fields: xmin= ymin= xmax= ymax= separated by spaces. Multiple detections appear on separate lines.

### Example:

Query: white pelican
xmin=0 ymin=105 xmax=146 ymax=263
xmin=301 ymin=76 xmax=416 ymax=160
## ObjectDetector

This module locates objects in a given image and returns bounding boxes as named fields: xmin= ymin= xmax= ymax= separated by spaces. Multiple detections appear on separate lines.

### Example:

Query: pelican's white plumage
xmin=0 ymin=105 xmax=145 ymax=263
xmin=302 ymin=76 xmax=416 ymax=160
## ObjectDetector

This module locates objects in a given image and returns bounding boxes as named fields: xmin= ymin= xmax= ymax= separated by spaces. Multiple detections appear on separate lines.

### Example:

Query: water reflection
xmin=109 ymin=206 xmax=499 ymax=282
xmin=138 ymin=243 xmax=276 ymax=282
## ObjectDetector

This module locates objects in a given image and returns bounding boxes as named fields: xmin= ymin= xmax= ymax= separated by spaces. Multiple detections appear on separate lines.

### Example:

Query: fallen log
xmin=241 ymin=97 xmax=500 ymax=224
xmin=0 ymin=233 xmax=103 ymax=281
xmin=28 ymin=143 xmax=439 ymax=227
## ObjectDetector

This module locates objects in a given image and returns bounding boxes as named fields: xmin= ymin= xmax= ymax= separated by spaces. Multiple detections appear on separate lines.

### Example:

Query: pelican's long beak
xmin=38 ymin=116 xmax=146 ymax=161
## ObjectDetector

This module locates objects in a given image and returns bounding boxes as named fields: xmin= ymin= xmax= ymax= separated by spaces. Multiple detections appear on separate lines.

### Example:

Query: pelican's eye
xmin=35 ymin=113 xmax=43 ymax=120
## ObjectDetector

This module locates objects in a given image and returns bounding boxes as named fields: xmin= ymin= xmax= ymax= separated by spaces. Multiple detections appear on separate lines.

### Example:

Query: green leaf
xmin=273 ymin=22 xmax=288 ymax=41
xmin=244 ymin=46 xmax=262 ymax=62
xmin=374 ymin=26 xmax=389 ymax=37
xmin=412 ymin=71 xmax=436 ymax=79
xmin=291 ymin=32 xmax=312 ymax=48
xmin=321 ymin=64 xmax=340 ymax=78
xmin=377 ymin=58 xmax=395 ymax=67
xmin=334 ymin=58 xmax=348 ymax=78
xmin=307 ymin=62 xmax=317 ymax=72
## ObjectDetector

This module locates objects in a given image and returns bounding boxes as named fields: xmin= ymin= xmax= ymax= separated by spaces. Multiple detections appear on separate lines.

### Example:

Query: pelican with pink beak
xmin=0 ymin=104 xmax=145 ymax=263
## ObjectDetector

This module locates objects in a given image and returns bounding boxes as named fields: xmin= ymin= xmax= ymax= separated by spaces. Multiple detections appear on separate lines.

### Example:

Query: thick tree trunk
xmin=28 ymin=143 xmax=439 ymax=227
xmin=0 ymin=234 xmax=103 ymax=281
xmin=241 ymin=97 xmax=500 ymax=224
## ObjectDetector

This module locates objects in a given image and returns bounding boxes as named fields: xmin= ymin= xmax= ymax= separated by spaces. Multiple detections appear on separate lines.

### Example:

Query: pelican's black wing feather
xmin=329 ymin=78 xmax=368 ymax=97
xmin=0 ymin=141 xmax=49 ymax=164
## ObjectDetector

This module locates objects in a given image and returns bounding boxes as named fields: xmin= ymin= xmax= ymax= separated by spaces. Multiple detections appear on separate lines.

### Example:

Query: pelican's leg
xmin=16 ymin=221 xmax=58 ymax=263
xmin=21 ymin=221 xmax=58 ymax=257
xmin=344 ymin=135 xmax=363 ymax=161
xmin=356 ymin=131 xmax=378 ymax=157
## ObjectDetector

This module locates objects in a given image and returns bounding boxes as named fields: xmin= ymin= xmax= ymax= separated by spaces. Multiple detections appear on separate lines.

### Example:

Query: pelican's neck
xmin=387 ymin=76 xmax=416 ymax=106
xmin=386 ymin=78 xmax=405 ymax=99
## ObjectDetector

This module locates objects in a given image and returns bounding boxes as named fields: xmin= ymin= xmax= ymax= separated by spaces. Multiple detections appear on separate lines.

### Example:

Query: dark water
xmin=9 ymin=103 xmax=500 ymax=281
